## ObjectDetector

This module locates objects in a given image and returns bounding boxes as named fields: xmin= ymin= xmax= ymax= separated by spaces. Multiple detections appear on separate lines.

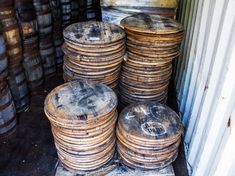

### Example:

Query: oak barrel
xmin=23 ymin=54 xmax=44 ymax=93
xmin=0 ymin=84 xmax=17 ymax=138
xmin=0 ymin=4 xmax=30 ymax=112
xmin=117 ymin=102 xmax=183 ymax=170
xmin=0 ymin=35 xmax=8 ymax=74
xmin=49 ymin=0 xmax=64 ymax=68
xmin=15 ymin=0 xmax=45 ymax=93
xmin=8 ymin=66 xmax=30 ymax=113
xmin=60 ymin=0 xmax=71 ymax=28
xmin=44 ymin=80 xmax=118 ymax=173
xmin=34 ymin=0 xmax=56 ymax=79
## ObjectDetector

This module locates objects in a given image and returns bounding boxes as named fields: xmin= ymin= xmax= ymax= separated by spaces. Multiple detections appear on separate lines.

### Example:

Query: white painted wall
xmin=175 ymin=0 xmax=235 ymax=175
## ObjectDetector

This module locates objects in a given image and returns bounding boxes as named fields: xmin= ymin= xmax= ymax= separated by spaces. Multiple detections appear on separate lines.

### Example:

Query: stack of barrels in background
xmin=116 ymin=102 xmax=183 ymax=170
xmin=33 ymin=0 xmax=56 ymax=79
xmin=44 ymin=81 xmax=117 ymax=173
xmin=49 ymin=0 xmax=64 ymax=69
xmin=118 ymin=14 xmax=184 ymax=107
xmin=15 ymin=0 xmax=44 ymax=94
xmin=87 ymin=0 xmax=101 ymax=21
xmin=60 ymin=0 xmax=71 ymax=28
xmin=71 ymin=0 xmax=79 ymax=23
xmin=62 ymin=22 xmax=125 ymax=91
xmin=101 ymin=0 xmax=178 ymax=25
xmin=0 ymin=27 xmax=17 ymax=137
xmin=0 ymin=1 xmax=30 ymax=113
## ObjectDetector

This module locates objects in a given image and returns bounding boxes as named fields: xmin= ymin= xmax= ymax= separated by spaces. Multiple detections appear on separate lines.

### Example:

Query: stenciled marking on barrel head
xmin=141 ymin=121 xmax=166 ymax=137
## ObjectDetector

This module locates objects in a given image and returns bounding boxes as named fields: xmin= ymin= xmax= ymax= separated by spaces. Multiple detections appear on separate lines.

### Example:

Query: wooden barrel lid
xmin=120 ymin=13 xmax=183 ymax=34
xmin=63 ymin=21 xmax=125 ymax=45
xmin=44 ymin=81 xmax=117 ymax=123
xmin=119 ymin=102 xmax=183 ymax=141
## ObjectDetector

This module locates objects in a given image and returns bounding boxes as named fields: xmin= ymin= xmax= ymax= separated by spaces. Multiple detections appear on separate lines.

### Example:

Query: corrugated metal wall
xmin=175 ymin=0 xmax=235 ymax=175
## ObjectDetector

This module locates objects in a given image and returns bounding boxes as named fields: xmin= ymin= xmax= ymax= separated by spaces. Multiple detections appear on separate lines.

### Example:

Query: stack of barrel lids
xmin=0 ymin=28 xmax=17 ymax=138
xmin=49 ymin=0 xmax=64 ymax=68
xmin=62 ymin=21 xmax=125 ymax=91
xmin=101 ymin=0 xmax=178 ymax=25
xmin=44 ymin=81 xmax=117 ymax=173
xmin=60 ymin=0 xmax=71 ymax=28
xmin=0 ymin=1 xmax=30 ymax=113
xmin=33 ymin=0 xmax=56 ymax=79
xmin=118 ymin=14 xmax=184 ymax=106
xmin=15 ymin=0 xmax=44 ymax=94
xmin=87 ymin=0 xmax=101 ymax=21
xmin=116 ymin=102 xmax=183 ymax=170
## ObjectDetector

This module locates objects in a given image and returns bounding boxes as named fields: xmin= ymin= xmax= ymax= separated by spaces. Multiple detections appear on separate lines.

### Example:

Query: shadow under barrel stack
xmin=0 ymin=27 xmax=17 ymax=138
xmin=33 ymin=0 xmax=56 ymax=79
xmin=15 ymin=0 xmax=44 ymax=94
xmin=49 ymin=0 xmax=64 ymax=70
xmin=60 ymin=0 xmax=71 ymax=28
xmin=62 ymin=21 xmax=125 ymax=92
xmin=118 ymin=14 xmax=184 ymax=107
xmin=0 ymin=1 xmax=30 ymax=113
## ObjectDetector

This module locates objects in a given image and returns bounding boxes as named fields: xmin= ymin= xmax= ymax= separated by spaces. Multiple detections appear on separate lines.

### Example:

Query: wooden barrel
xmin=117 ymin=102 xmax=183 ymax=170
xmin=39 ymin=37 xmax=56 ymax=77
xmin=60 ymin=0 xmax=71 ymax=27
xmin=118 ymin=14 xmax=184 ymax=106
xmin=23 ymin=53 xmax=44 ymax=93
xmin=0 ymin=84 xmax=17 ymax=138
xmin=87 ymin=0 xmax=101 ymax=21
xmin=0 ymin=0 xmax=14 ymax=10
xmin=8 ymin=66 xmax=30 ymax=113
xmin=44 ymin=81 xmax=117 ymax=173
xmin=62 ymin=21 xmax=125 ymax=91
xmin=0 ymin=35 xmax=8 ymax=73
xmin=0 ymin=7 xmax=24 ymax=68
xmin=14 ymin=0 xmax=37 ymax=22
xmin=1 ymin=20 xmax=21 ymax=47
xmin=33 ymin=0 xmax=53 ymax=37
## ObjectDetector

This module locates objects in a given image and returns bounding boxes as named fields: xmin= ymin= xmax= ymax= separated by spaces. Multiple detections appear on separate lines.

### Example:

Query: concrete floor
xmin=0 ymin=76 xmax=188 ymax=176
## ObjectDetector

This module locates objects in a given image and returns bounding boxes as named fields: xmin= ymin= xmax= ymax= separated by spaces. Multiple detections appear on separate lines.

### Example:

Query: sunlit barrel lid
xmin=118 ymin=102 xmax=183 ymax=140
xmin=120 ymin=13 xmax=183 ymax=34
xmin=63 ymin=21 xmax=125 ymax=45
xmin=44 ymin=80 xmax=117 ymax=123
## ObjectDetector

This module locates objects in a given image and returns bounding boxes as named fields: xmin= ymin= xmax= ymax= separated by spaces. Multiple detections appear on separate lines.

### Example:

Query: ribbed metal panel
xmin=175 ymin=0 xmax=235 ymax=175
